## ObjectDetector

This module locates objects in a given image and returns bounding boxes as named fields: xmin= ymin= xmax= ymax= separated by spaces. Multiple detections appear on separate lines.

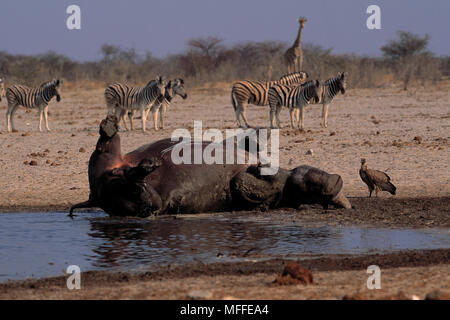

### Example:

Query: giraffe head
xmin=297 ymin=17 xmax=307 ymax=27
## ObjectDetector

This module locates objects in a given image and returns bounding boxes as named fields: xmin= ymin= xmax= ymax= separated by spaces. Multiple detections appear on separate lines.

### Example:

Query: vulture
xmin=359 ymin=158 xmax=396 ymax=197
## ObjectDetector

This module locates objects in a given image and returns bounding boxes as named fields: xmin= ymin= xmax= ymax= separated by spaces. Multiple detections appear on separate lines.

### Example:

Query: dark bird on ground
xmin=359 ymin=158 xmax=396 ymax=197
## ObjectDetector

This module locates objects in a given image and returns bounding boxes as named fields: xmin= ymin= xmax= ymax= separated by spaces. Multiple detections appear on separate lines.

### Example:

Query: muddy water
xmin=0 ymin=211 xmax=449 ymax=282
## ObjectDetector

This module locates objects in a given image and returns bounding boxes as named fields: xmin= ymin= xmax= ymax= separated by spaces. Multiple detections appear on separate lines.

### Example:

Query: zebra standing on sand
xmin=293 ymin=72 xmax=348 ymax=129
xmin=105 ymin=76 xmax=166 ymax=132
xmin=5 ymin=79 xmax=62 ymax=132
xmin=231 ymin=71 xmax=308 ymax=128
xmin=145 ymin=78 xmax=187 ymax=131
xmin=269 ymin=80 xmax=322 ymax=129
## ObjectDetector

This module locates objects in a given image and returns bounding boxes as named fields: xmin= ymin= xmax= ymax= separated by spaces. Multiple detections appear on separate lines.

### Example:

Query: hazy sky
xmin=0 ymin=0 xmax=448 ymax=61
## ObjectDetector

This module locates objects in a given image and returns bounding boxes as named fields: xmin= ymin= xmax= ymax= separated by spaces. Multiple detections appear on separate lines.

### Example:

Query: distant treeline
xmin=0 ymin=33 xmax=448 ymax=89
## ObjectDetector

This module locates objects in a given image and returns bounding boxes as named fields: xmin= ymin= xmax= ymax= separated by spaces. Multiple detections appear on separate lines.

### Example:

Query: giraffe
xmin=284 ymin=17 xmax=307 ymax=74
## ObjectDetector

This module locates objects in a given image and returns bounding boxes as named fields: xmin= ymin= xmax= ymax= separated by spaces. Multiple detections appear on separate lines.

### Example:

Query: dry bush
xmin=0 ymin=33 xmax=446 ymax=90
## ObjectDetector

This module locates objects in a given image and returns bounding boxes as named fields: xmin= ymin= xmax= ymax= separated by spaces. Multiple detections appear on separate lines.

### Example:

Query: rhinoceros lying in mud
xmin=69 ymin=115 xmax=351 ymax=217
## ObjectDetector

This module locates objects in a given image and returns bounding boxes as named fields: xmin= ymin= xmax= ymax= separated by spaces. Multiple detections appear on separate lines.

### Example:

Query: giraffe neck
xmin=293 ymin=25 xmax=304 ymax=48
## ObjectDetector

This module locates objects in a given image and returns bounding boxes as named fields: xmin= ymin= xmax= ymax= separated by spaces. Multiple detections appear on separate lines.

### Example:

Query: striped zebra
xmin=231 ymin=71 xmax=308 ymax=128
xmin=145 ymin=78 xmax=187 ymax=131
xmin=314 ymin=72 xmax=347 ymax=128
xmin=105 ymin=76 xmax=166 ymax=132
xmin=0 ymin=78 xmax=5 ymax=102
xmin=268 ymin=80 xmax=322 ymax=129
xmin=5 ymin=79 xmax=62 ymax=132
xmin=272 ymin=72 xmax=348 ymax=129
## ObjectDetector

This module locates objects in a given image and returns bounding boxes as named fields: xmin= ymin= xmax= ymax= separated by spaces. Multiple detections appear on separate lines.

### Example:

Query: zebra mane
xmin=40 ymin=79 xmax=60 ymax=89
xmin=324 ymin=76 xmax=339 ymax=86
xmin=145 ymin=79 xmax=157 ymax=87
xmin=279 ymin=71 xmax=308 ymax=81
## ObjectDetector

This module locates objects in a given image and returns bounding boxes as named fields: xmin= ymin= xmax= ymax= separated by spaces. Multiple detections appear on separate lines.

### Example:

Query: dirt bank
xmin=0 ymin=249 xmax=448 ymax=300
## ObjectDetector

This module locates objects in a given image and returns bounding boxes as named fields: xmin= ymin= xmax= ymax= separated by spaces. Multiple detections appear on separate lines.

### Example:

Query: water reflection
xmin=0 ymin=211 xmax=448 ymax=281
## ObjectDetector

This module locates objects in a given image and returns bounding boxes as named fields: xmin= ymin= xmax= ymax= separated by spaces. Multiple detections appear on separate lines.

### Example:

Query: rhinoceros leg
xmin=231 ymin=166 xmax=290 ymax=210
xmin=123 ymin=158 xmax=162 ymax=182
xmin=122 ymin=158 xmax=163 ymax=217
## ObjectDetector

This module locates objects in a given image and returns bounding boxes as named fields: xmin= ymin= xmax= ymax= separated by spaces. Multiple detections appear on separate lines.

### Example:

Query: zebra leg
xmin=128 ymin=110 xmax=135 ymax=131
xmin=269 ymin=107 xmax=275 ymax=129
xmin=240 ymin=104 xmax=251 ymax=128
xmin=44 ymin=105 xmax=51 ymax=131
xmin=150 ymin=103 xmax=159 ymax=131
xmin=6 ymin=103 xmax=16 ymax=132
xmin=152 ymin=109 xmax=159 ymax=131
xmin=294 ymin=109 xmax=300 ymax=126
xmin=38 ymin=106 xmax=44 ymax=132
xmin=121 ymin=110 xmax=129 ymax=131
xmin=160 ymin=103 xmax=167 ymax=129
xmin=299 ymin=106 xmax=305 ymax=130
xmin=141 ymin=107 xmax=147 ymax=132
xmin=5 ymin=109 xmax=9 ymax=132
xmin=10 ymin=105 xmax=21 ymax=132
xmin=289 ymin=108 xmax=295 ymax=128
xmin=274 ymin=105 xmax=282 ymax=129
xmin=234 ymin=104 xmax=243 ymax=128
xmin=321 ymin=103 xmax=329 ymax=128
xmin=115 ymin=108 xmax=127 ymax=131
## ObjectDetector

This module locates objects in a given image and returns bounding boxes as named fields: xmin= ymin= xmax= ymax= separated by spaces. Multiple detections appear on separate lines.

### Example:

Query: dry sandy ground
xmin=0 ymin=81 xmax=448 ymax=300
xmin=0 ymin=82 xmax=448 ymax=209
xmin=1 ymin=250 xmax=448 ymax=300
xmin=2 ymin=266 xmax=448 ymax=300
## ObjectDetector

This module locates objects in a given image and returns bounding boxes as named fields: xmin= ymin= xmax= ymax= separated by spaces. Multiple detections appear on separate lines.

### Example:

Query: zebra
xmin=0 ymin=78 xmax=5 ymax=102
xmin=5 ymin=79 xmax=62 ymax=132
xmin=231 ymin=71 xmax=308 ymax=128
xmin=145 ymin=78 xmax=187 ymax=131
xmin=268 ymin=80 xmax=322 ymax=129
xmin=105 ymin=76 xmax=166 ymax=132
xmin=293 ymin=72 xmax=348 ymax=129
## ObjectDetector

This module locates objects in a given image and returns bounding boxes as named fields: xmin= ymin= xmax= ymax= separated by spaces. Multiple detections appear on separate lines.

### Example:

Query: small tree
xmin=187 ymin=36 xmax=224 ymax=58
xmin=381 ymin=31 xmax=431 ymax=90
xmin=186 ymin=36 xmax=224 ymax=78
